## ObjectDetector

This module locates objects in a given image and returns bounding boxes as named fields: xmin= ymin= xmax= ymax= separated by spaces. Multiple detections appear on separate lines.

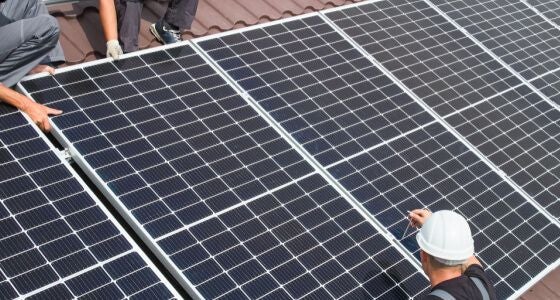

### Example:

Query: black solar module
xmin=0 ymin=105 xmax=176 ymax=299
xmin=431 ymin=0 xmax=560 ymax=80
xmin=445 ymin=86 xmax=560 ymax=218
xmin=326 ymin=0 xmax=522 ymax=117
xmin=199 ymin=15 xmax=435 ymax=166
xmin=158 ymin=174 xmax=429 ymax=299
xmin=20 ymin=43 xmax=430 ymax=299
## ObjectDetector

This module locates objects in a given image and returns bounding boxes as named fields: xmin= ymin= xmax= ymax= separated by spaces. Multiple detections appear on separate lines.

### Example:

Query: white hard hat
xmin=416 ymin=210 xmax=474 ymax=266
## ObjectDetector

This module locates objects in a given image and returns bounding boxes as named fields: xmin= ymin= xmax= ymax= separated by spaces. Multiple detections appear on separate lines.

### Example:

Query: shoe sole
xmin=150 ymin=24 xmax=164 ymax=44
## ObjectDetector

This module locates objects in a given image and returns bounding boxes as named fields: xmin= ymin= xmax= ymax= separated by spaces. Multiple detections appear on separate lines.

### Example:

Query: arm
xmin=0 ymin=83 xmax=62 ymax=132
xmin=99 ymin=0 xmax=118 ymax=42
xmin=99 ymin=0 xmax=123 ymax=59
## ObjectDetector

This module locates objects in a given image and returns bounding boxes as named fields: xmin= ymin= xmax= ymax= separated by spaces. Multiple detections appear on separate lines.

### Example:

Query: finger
xmin=45 ymin=66 xmax=56 ymax=75
xmin=47 ymin=108 xmax=63 ymax=115
xmin=42 ymin=119 xmax=51 ymax=132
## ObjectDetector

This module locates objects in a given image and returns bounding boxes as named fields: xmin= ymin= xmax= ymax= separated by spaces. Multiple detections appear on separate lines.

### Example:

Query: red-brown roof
xmin=48 ymin=0 xmax=363 ymax=65
xmin=47 ymin=1 xmax=560 ymax=298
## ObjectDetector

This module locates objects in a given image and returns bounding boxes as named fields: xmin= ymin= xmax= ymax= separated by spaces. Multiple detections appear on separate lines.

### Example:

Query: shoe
xmin=150 ymin=19 xmax=182 ymax=44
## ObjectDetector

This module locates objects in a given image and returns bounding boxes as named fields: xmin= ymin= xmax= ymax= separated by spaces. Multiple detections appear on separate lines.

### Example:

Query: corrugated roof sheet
xmin=47 ymin=1 xmax=560 ymax=298
xmin=48 ymin=0 xmax=363 ymax=64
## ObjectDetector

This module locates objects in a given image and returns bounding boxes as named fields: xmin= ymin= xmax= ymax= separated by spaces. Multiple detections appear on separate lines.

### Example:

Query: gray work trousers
xmin=116 ymin=0 xmax=199 ymax=53
xmin=0 ymin=0 xmax=64 ymax=87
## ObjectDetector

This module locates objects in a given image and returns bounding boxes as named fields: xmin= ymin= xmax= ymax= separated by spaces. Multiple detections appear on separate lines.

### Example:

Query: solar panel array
xmin=15 ymin=0 xmax=560 ymax=299
xmin=202 ymin=12 xmax=560 ymax=299
xmin=21 ymin=43 xmax=430 ymax=299
xmin=0 ymin=105 xmax=177 ymax=299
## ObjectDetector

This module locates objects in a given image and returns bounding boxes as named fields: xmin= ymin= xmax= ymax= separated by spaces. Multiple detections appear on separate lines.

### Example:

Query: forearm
xmin=0 ymin=83 xmax=31 ymax=111
xmin=99 ymin=0 xmax=118 ymax=41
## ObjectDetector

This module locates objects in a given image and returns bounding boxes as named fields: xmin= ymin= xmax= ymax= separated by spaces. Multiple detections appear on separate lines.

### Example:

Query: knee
xmin=32 ymin=15 xmax=60 ymax=44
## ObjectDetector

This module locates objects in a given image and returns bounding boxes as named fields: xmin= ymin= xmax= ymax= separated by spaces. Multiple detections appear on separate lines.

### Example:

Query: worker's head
xmin=416 ymin=210 xmax=474 ymax=276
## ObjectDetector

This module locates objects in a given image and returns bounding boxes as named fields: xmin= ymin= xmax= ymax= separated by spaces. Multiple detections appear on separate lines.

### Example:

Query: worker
xmin=0 ymin=0 xmax=63 ymax=132
xmin=100 ymin=0 xmax=199 ymax=59
xmin=409 ymin=209 xmax=497 ymax=300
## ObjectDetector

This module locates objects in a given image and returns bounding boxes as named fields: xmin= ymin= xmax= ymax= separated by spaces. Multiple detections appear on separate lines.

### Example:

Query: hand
xmin=28 ymin=64 xmax=55 ymax=75
xmin=21 ymin=100 xmax=62 ymax=132
xmin=106 ymin=40 xmax=123 ymax=60
xmin=409 ymin=208 xmax=432 ymax=229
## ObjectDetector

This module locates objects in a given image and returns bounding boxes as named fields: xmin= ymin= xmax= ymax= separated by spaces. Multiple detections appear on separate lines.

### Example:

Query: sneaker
xmin=150 ymin=19 xmax=182 ymax=44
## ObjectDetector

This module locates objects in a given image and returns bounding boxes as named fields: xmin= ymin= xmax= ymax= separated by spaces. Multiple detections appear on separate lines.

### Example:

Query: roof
xmin=47 ymin=0 xmax=560 ymax=298
xmin=48 ymin=0 xmax=363 ymax=65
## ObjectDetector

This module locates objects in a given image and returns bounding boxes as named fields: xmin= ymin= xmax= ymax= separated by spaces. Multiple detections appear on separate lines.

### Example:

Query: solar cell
xmin=20 ymin=42 xmax=429 ymax=299
xmin=198 ymin=15 xmax=435 ymax=166
xmin=326 ymin=0 xmax=522 ymax=117
xmin=0 ymin=105 xmax=177 ymax=299
xmin=327 ymin=122 xmax=560 ymax=299
xmin=431 ymin=0 xmax=560 ymax=80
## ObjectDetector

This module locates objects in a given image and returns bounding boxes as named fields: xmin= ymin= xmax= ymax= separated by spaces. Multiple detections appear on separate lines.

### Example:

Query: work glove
xmin=106 ymin=40 xmax=123 ymax=60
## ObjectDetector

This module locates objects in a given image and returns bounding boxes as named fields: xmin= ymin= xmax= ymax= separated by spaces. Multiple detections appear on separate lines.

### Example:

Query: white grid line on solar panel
xmin=157 ymin=175 xmax=427 ymax=299
xmin=526 ymin=0 xmax=560 ymax=26
xmin=326 ymin=0 xmax=522 ymax=117
xmin=198 ymin=15 xmax=434 ymax=167
xmin=431 ymin=0 xmax=560 ymax=80
xmin=0 ymin=111 xmax=174 ymax=299
xmin=26 ymin=46 xmax=315 ymax=238
xmin=530 ymin=68 xmax=560 ymax=106
xmin=326 ymin=122 xmax=560 ymax=298
xmin=445 ymin=86 xmax=560 ymax=218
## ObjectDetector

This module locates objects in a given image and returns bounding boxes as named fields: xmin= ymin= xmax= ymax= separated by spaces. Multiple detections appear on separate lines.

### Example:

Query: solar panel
xmin=431 ymin=0 xmax=560 ymax=80
xmin=326 ymin=1 xmax=560 ymax=219
xmin=326 ymin=0 xmax=522 ymax=117
xmin=0 ymin=105 xmax=177 ymax=299
xmin=327 ymin=121 xmax=560 ymax=299
xmin=19 ymin=43 xmax=430 ymax=299
xmin=158 ymin=174 xmax=429 ymax=299
xmin=445 ymin=86 xmax=560 ymax=218
xmin=198 ymin=15 xmax=435 ymax=166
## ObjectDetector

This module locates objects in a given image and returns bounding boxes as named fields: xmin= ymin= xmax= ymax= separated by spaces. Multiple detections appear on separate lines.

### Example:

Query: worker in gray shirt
xmin=0 ymin=0 xmax=63 ymax=131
